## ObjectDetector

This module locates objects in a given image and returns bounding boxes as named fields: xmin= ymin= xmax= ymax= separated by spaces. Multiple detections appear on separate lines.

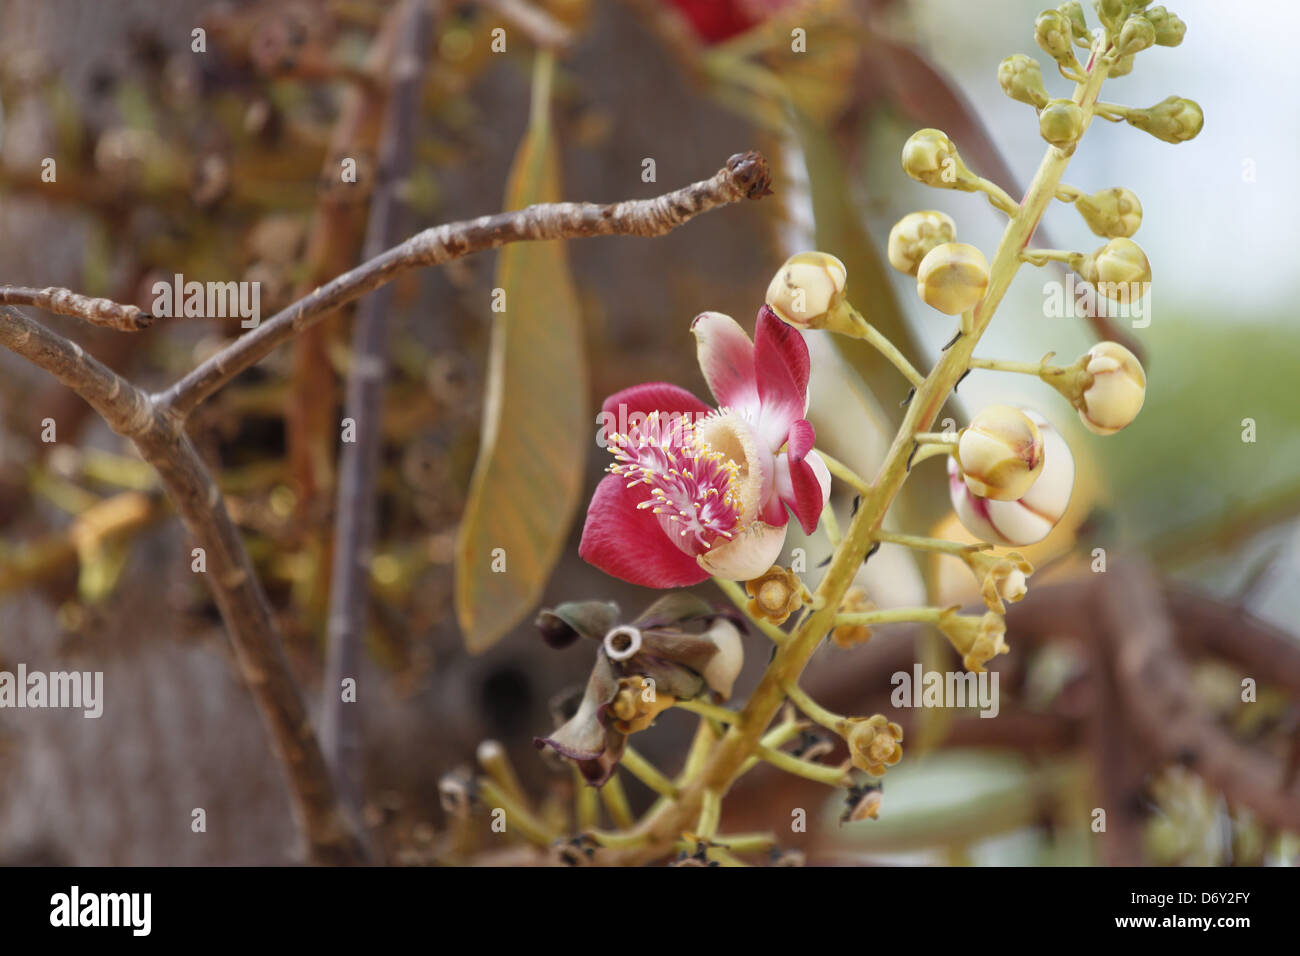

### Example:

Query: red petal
xmin=787 ymin=418 xmax=815 ymax=462
xmin=756 ymin=306 xmax=810 ymax=402
xmin=785 ymin=456 xmax=825 ymax=535
xmin=692 ymin=311 xmax=758 ymax=412
xmin=579 ymin=475 xmax=710 ymax=588
xmin=601 ymin=382 xmax=712 ymax=419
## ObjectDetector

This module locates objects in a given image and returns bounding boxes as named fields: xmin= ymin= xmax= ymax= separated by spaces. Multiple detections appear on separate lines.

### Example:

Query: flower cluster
xmin=523 ymin=0 xmax=1200 ymax=858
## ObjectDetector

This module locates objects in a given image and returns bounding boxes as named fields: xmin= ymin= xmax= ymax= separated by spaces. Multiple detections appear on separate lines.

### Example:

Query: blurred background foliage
xmin=0 ymin=0 xmax=1295 ymax=865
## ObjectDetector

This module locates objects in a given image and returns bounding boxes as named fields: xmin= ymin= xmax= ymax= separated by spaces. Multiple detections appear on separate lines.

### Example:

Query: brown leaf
xmin=454 ymin=59 xmax=588 ymax=653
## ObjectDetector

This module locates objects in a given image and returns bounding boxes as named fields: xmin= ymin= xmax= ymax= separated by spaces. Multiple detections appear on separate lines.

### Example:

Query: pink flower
xmin=580 ymin=307 xmax=831 ymax=588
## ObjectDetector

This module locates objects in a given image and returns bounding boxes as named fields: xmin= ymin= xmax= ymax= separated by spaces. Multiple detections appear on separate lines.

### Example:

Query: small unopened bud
xmin=1075 ymin=186 xmax=1142 ymax=238
xmin=1075 ymin=341 xmax=1147 ymax=435
xmin=998 ymin=54 xmax=1049 ymax=109
xmin=1039 ymin=98 xmax=1086 ymax=149
xmin=1117 ymin=15 xmax=1156 ymax=56
xmin=1144 ymin=5 xmax=1186 ymax=46
xmin=745 ymin=565 xmax=804 ymax=625
xmin=916 ymin=242 xmax=989 ymax=315
xmin=1058 ymin=1 xmax=1089 ymax=40
xmin=765 ymin=251 xmax=847 ymax=329
xmin=937 ymin=608 xmax=1009 ymax=674
xmin=1108 ymin=53 xmax=1135 ymax=77
xmin=957 ymin=405 xmax=1045 ymax=501
xmin=1035 ymin=9 xmax=1076 ymax=64
xmin=843 ymin=715 xmax=904 ymax=776
xmin=1125 ymin=95 xmax=1203 ymax=144
xmin=1077 ymin=237 xmax=1151 ymax=302
xmin=901 ymin=128 xmax=973 ymax=189
xmin=887 ymin=210 xmax=957 ymax=276
xmin=949 ymin=410 xmax=1074 ymax=546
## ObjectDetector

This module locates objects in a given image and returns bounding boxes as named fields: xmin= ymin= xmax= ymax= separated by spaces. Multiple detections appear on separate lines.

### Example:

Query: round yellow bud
xmin=901 ymin=128 xmax=968 ymax=188
xmin=1039 ymin=98 xmax=1086 ymax=149
xmin=765 ymin=251 xmax=847 ymax=329
xmin=1079 ymin=237 xmax=1151 ymax=303
xmin=887 ymin=210 xmax=957 ymax=276
xmin=1059 ymin=1 xmax=1089 ymax=41
xmin=998 ymin=54 xmax=1048 ymax=109
xmin=1145 ymin=6 xmax=1186 ymax=46
xmin=957 ymin=405 xmax=1045 ymax=501
xmin=1117 ymin=15 xmax=1156 ymax=56
xmin=915 ymin=242 xmax=989 ymax=315
xmin=1127 ymin=95 xmax=1203 ymax=144
xmin=1076 ymin=342 xmax=1146 ymax=435
xmin=1075 ymin=187 xmax=1142 ymax=238
xmin=1109 ymin=53 xmax=1135 ymax=77
xmin=1035 ymin=9 xmax=1075 ymax=62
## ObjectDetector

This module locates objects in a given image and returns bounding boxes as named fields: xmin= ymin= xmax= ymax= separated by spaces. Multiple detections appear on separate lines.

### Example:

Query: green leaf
xmin=454 ymin=53 xmax=588 ymax=653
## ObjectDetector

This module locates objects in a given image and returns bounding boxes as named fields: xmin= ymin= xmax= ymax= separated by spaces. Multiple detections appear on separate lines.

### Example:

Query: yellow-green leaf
xmin=454 ymin=54 xmax=587 ymax=653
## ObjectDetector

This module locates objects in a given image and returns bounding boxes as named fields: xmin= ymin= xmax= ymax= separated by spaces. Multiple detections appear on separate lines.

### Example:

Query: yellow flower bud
xmin=887 ymin=210 xmax=957 ymax=276
xmin=998 ymin=54 xmax=1049 ymax=109
xmin=843 ymin=715 xmax=904 ymax=776
xmin=1035 ymin=8 xmax=1075 ymax=63
xmin=745 ymin=565 xmax=804 ymax=625
xmin=916 ymin=242 xmax=989 ymax=315
xmin=1108 ymin=53 xmax=1135 ymax=77
xmin=1117 ymin=15 xmax=1156 ymax=56
xmin=938 ymin=608 xmax=1009 ymax=674
xmin=1125 ymin=95 xmax=1202 ymax=144
xmin=831 ymin=586 xmax=875 ymax=649
xmin=1144 ymin=6 xmax=1186 ymax=46
xmin=765 ymin=251 xmax=847 ymax=329
xmin=1077 ymin=237 xmax=1151 ymax=303
xmin=957 ymin=405 xmax=1045 ymax=501
xmin=962 ymin=548 xmax=1034 ymax=614
xmin=1039 ymin=98 xmax=1086 ymax=149
xmin=1059 ymin=1 xmax=1089 ymax=41
xmin=1075 ymin=186 xmax=1142 ymax=238
xmin=1075 ymin=341 xmax=1147 ymax=435
xmin=900 ymin=128 xmax=973 ymax=189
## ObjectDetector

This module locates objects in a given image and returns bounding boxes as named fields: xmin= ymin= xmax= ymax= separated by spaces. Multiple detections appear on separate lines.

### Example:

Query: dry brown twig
xmin=0 ymin=150 xmax=772 ymax=863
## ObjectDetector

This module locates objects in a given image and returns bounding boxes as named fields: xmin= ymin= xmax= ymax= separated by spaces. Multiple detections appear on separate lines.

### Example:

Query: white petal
xmin=697 ymin=521 xmax=787 ymax=580
xmin=701 ymin=619 xmax=744 ymax=701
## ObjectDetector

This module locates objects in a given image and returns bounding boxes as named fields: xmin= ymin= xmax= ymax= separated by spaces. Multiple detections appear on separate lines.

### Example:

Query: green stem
xmin=620 ymin=747 xmax=681 ymax=799
xmin=973 ymin=176 xmax=1019 ymax=216
xmin=713 ymin=576 xmax=788 ymax=644
xmin=599 ymin=773 xmax=635 ymax=830
xmin=875 ymin=529 xmax=987 ymax=555
xmin=839 ymin=303 xmax=926 ymax=388
xmin=782 ymin=680 xmax=846 ymax=732
xmin=676 ymin=698 xmax=738 ymax=725
xmin=968 ymin=355 xmax=1054 ymax=376
xmin=696 ymin=788 xmax=722 ymax=839
xmin=477 ymin=778 xmax=557 ymax=848
xmin=814 ymin=448 xmax=873 ymax=495
xmin=834 ymin=606 xmax=943 ymax=627
xmin=756 ymin=745 xmax=852 ymax=788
